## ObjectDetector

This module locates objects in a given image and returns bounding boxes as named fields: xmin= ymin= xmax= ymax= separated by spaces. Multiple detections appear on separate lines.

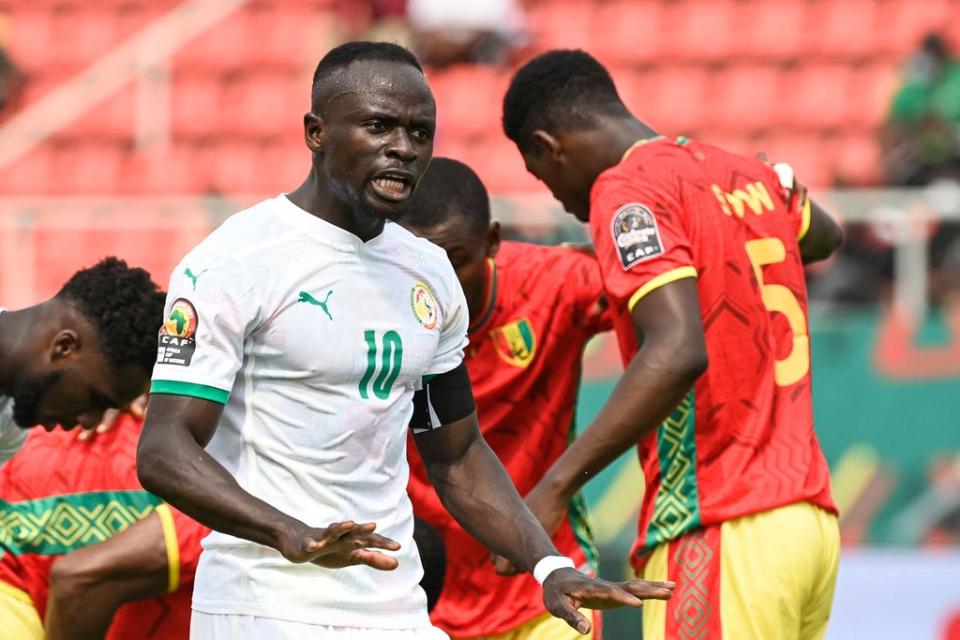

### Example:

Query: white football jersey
xmin=0 ymin=310 xmax=29 ymax=467
xmin=150 ymin=195 xmax=469 ymax=628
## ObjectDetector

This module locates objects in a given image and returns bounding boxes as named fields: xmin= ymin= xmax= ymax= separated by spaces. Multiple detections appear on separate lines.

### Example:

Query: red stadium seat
xmin=762 ymin=134 xmax=834 ymax=188
xmin=644 ymin=66 xmax=709 ymax=136
xmin=875 ymin=0 xmax=951 ymax=57
xmin=850 ymin=63 xmax=901 ymax=131
xmin=614 ymin=68 xmax=657 ymax=121
xmin=0 ymin=148 xmax=53 ymax=196
xmin=659 ymin=0 xmax=736 ymax=63
xmin=120 ymin=145 xmax=214 ymax=195
xmin=806 ymin=0 xmax=879 ymax=60
xmin=589 ymin=1 xmax=664 ymax=66
xmin=6 ymin=10 xmax=56 ymax=73
xmin=782 ymin=64 xmax=854 ymax=130
xmin=528 ymin=0 xmax=594 ymax=52
xmin=171 ymin=75 xmax=226 ymax=139
xmin=221 ymin=73 xmax=304 ymax=141
xmin=210 ymin=142 xmax=264 ymax=194
xmin=713 ymin=64 xmax=785 ymax=133
xmin=732 ymin=0 xmax=808 ymax=62
xmin=467 ymin=137 xmax=541 ymax=193
xmin=174 ymin=9 xmax=251 ymax=72
xmin=50 ymin=143 xmax=123 ymax=195
xmin=244 ymin=6 xmax=328 ymax=69
xmin=428 ymin=66 xmax=505 ymax=141
xmin=67 ymin=85 xmax=137 ymax=143
xmin=48 ymin=7 xmax=119 ymax=68
xmin=835 ymin=134 xmax=883 ymax=186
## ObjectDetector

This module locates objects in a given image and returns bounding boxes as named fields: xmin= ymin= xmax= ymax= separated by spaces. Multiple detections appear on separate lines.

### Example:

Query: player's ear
xmin=485 ymin=221 xmax=502 ymax=259
xmin=531 ymin=130 xmax=562 ymax=161
xmin=50 ymin=330 xmax=81 ymax=363
xmin=304 ymin=112 xmax=325 ymax=154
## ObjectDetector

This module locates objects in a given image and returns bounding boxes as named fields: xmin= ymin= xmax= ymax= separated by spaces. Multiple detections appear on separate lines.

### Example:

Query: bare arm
xmin=800 ymin=199 xmax=844 ymax=264
xmin=415 ymin=412 xmax=558 ymax=572
xmin=137 ymin=394 xmax=400 ymax=569
xmin=530 ymin=278 xmax=707 ymax=524
xmin=45 ymin=512 xmax=169 ymax=640
xmin=414 ymin=367 xmax=674 ymax=634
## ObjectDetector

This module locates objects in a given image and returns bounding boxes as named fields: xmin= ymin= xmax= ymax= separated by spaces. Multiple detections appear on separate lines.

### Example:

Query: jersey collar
xmin=620 ymin=135 xmax=665 ymax=163
xmin=468 ymin=258 xmax=498 ymax=336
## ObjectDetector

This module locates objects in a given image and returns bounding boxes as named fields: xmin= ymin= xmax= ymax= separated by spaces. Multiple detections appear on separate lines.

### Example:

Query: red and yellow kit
xmin=590 ymin=137 xmax=838 ymax=639
xmin=407 ymin=241 xmax=611 ymax=638
xmin=0 ymin=416 xmax=208 ymax=639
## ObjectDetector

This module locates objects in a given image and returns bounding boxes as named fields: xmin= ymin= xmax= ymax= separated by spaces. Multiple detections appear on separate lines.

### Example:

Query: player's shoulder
xmin=384 ymin=222 xmax=458 ymax=295
xmin=592 ymin=138 xmax=693 ymax=205
xmin=178 ymin=196 xmax=292 ymax=272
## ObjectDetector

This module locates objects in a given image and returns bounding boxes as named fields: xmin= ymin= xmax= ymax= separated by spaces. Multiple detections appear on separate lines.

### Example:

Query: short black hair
xmin=413 ymin=517 xmax=446 ymax=613
xmin=503 ymin=49 xmax=627 ymax=154
xmin=56 ymin=257 xmax=165 ymax=375
xmin=311 ymin=41 xmax=423 ymax=110
xmin=398 ymin=157 xmax=490 ymax=235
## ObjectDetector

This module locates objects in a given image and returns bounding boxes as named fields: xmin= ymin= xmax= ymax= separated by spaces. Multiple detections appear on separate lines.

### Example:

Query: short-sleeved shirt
xmin=588 ymin=137 xmax=835 ymax=570
xmin=0 ymin=416 xmax=207 ymax=639
xmin=407 ymin=241 xmax=612 ymax=637
xmin=0 ymin=311 xmax=29 ymax=467
xmin=150 ymin=195 xmax=469 ymax=628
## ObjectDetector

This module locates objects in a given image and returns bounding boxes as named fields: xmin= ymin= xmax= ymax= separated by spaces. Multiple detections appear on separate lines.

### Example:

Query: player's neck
xmin=287 ymin=173 xmax=385 ymax=242
xmin=596 ymin=117 xmax=659 ymax=171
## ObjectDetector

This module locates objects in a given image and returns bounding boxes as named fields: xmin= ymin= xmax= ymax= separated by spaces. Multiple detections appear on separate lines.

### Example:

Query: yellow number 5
xmin=745 ymin=238 xmax=810 ymax=386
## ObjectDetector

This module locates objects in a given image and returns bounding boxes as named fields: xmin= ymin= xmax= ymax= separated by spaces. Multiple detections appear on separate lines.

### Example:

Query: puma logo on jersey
xmin=299 ymin=290 xmax=333 ymax=321
xmin=184 ymin=268 xmax=209 ymax=291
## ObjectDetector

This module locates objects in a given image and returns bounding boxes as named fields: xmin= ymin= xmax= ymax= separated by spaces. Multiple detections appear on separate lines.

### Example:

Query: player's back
xmin=590 ymin=137 xmax=835 ymax=565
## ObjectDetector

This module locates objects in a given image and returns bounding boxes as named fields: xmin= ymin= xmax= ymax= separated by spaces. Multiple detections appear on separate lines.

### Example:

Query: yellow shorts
xmin=641 ymin=502 xmax=839 ymax=640
xmin=0 ymin=582 xmax=43 ymax=640
xmin=453 ymin=608 xmax=601 ymax=640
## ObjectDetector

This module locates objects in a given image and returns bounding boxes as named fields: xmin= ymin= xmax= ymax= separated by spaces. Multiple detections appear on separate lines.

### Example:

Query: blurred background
xmin=0 ymin=0 xmax=958 ymax=637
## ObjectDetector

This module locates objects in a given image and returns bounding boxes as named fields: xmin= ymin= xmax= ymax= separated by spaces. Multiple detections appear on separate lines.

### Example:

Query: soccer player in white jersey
xmin=136 ymin=42 xmax=675 ymax=639
xmin=0 ymin=258 xmax=164 ymax=464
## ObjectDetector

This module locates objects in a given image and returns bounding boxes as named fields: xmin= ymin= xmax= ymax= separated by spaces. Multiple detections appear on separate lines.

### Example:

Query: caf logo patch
xmin=411 ymin=283 xmax=439 ymax=330
xmin=611 ymin=203 xmax=664 ymax=270
xmin=158 ymin=298 xmax=198 ymax=367
xmin=163 ymin=299 xmax=198 ymax=338
xmin=490 ymin=318 xmax=536 ymax=368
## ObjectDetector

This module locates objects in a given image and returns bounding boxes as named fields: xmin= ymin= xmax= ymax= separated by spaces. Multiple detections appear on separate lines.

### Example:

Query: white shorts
xmin=190 ymin=611 xmax=449 ymax=640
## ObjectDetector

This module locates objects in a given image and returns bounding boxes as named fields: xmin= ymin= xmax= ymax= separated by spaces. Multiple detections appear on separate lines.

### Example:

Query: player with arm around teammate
xmin=500 ymin=49 xmax=844 ymax=640
xmin=136 ymin=42 xmax=673 ymax=640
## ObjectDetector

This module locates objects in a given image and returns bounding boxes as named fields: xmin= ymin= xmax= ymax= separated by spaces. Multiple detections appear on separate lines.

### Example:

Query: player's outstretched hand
xmin=543 ymin=568 xmax=675 ymax=635
xmin=279 ymin=521 xmax=401 ymax=571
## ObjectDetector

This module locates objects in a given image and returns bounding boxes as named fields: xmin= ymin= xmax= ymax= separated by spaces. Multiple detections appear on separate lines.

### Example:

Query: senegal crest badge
xmin=490 ymin=318 xmax=536 ymax=368
xmin=411 ymin=282 xmax=439 ymax=330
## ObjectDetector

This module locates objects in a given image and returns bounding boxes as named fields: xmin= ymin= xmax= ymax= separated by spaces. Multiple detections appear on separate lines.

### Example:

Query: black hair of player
xmin=502 ymin=49 xmax=629 ymax=154
xmin=56 ymin=257 xmax=166 ymax=375
xmin=398 ymin=157 xmax=490 ymax=236
xmin=311 ymin=41 xmax=423 ymax=111
xmin=413 ymin=517 xmax=447 ymax=613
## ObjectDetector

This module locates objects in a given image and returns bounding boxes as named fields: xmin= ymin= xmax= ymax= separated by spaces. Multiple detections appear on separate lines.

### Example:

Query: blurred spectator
xmin=883 ymin=34 xmax=960 ymax=186
xmin=335 ymin=0 xmax=412 ymax=46
xmin=407 ymin=0 xmax=526 ymax=67
xmin=0 ymin=12 xmax=24 ymax=117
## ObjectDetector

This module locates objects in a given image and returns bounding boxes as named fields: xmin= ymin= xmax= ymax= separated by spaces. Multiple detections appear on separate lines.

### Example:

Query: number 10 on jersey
xmin=359 ymin=330 xmax=404 ymax=400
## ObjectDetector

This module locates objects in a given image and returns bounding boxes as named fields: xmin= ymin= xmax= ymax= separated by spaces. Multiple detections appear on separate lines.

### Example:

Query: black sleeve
xmin=410 ymin=363 xmax=476 ymax=434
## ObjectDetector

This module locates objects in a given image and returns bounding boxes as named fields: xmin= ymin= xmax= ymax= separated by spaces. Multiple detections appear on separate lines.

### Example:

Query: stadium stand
xmin=0 ymin=0 xmax=959 ymax=197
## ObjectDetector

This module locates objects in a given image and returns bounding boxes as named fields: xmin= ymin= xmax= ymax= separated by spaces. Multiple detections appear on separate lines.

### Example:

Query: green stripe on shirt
xmin=151 ymin=380 xmax=230 ymax=404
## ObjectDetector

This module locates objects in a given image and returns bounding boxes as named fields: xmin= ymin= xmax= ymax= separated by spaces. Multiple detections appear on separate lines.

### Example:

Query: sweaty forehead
xmin=316 ymin=60 xmax=435 ymax=118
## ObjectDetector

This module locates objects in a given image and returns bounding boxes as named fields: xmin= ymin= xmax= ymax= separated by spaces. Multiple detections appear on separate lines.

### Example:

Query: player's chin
xmin=363 ymin=188 xmax=413 ymax=219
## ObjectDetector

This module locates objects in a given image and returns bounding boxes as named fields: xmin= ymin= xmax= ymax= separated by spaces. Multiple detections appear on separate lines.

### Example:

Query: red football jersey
xmin=0 ymin=416 xmax=208 ymax=638
xmin=407 ymin=241 xmax=612 ymax=637
xmin=588 ymin=137 xmax=836 ymax=572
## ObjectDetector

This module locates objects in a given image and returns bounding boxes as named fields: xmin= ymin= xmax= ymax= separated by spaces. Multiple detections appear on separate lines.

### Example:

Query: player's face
xmin=403 ymin=215 xmax=500 ymax=321
xmin=521 ymin=151 xmax=593 ymax=223
xmin=310 ymin=61 xmax=436 ymax=222
xmin=13 ymin=338 xmax=147 ymax=430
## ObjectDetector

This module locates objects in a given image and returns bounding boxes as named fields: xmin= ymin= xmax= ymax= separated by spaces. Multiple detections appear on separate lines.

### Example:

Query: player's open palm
xmin=280 ymin=521 xmax=401 ymax=571
xmin=542 ymin=568 xmax=674 ymax=635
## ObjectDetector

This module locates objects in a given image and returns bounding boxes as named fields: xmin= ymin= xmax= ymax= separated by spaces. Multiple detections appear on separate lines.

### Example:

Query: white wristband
xmin=533 ymin=555 xmax=576 ymax=585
